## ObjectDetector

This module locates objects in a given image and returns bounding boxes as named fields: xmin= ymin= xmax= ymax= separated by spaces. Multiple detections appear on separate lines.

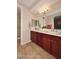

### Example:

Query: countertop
xmin=31 ymin=28 xmax=61 ymax=37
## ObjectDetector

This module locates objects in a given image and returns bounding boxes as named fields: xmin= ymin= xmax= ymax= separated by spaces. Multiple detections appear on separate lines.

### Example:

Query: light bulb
xmin=44 ymin=8 xmax=47 ymax=11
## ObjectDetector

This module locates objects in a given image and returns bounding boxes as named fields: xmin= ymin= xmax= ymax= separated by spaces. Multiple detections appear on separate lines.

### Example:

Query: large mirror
xmin=45 ymin=12 xmax=61 ymax=30
xmin=32 ymin=12 xmax=61 ymax=30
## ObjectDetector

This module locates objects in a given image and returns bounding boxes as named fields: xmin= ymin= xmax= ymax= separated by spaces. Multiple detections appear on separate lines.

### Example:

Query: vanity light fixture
xmin=39 ymin=8 xmax=48 ymax=22
xmin=39 ymin=8 xmax=48 ymax=27
xmin=39 ymin=8 xmax=48 ymax=19
xmin=40 ymin=8 xmax=48 ymax=14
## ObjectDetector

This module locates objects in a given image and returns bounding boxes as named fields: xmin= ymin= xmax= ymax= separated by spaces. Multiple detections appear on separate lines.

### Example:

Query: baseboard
xmin=21 ymin=40 xmax=31 ymax=45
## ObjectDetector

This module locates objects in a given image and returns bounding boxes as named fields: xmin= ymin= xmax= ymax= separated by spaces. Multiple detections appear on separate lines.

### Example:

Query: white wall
xmin=17 ymin=3 xmax=35 ymax=45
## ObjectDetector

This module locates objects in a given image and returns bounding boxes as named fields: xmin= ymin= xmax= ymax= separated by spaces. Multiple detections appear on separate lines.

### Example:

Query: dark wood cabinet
xmin=42 ymin=34 xmax=51 ymax=53
xmin=50 ymin=36 xmax=61 ymax=59
xmin=31 ymin=31 xmax=37 ymax=44
xmin=37 ymin=32 xmax=43 ymax=47
xmin=31 ymin=31 xmax=61 ymax=59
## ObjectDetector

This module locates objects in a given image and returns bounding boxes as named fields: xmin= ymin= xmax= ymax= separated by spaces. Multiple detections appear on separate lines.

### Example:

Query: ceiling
xmin=17 ymin=0 xmax=61 ymax=16
xmin=18 ymin=0 xmax=41 ymax=9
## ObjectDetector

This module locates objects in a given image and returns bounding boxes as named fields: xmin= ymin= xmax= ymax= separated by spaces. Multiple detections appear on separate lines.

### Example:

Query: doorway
xmin=17 ymin=7 xmax=21 ymax=43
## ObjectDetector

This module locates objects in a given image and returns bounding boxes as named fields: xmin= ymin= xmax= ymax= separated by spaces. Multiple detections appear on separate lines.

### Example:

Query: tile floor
xmin=17 ymin=40 xmax=56 ymax=59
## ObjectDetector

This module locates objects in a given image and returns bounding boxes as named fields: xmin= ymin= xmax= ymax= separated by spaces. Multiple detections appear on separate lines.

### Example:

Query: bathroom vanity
xmin=31 ymin=12 xmax=61 ymax=59
xmin=31 ymin=29 xmax=61 ymax=59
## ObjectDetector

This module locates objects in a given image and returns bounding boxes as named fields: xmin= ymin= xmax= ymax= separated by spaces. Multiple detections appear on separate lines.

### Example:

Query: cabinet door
xmin=51 ymin=36 xmax=61 ymax=59
xmin=42 ymin=34 xmax=51 ymax=53
xmin=31 ymin=31 xmax=37 ymax=44
xmin=37 ymin=33 xmax=43 ymax=47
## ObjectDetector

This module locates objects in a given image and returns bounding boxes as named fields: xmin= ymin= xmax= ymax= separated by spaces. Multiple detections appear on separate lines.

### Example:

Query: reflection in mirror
xmin=54 ymin=16 xmax=61 ymax=29
xmin=32 ymin=12 xmax=61 ymax=33
xmin=32 ymin=19 xmax=40 ymax=28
